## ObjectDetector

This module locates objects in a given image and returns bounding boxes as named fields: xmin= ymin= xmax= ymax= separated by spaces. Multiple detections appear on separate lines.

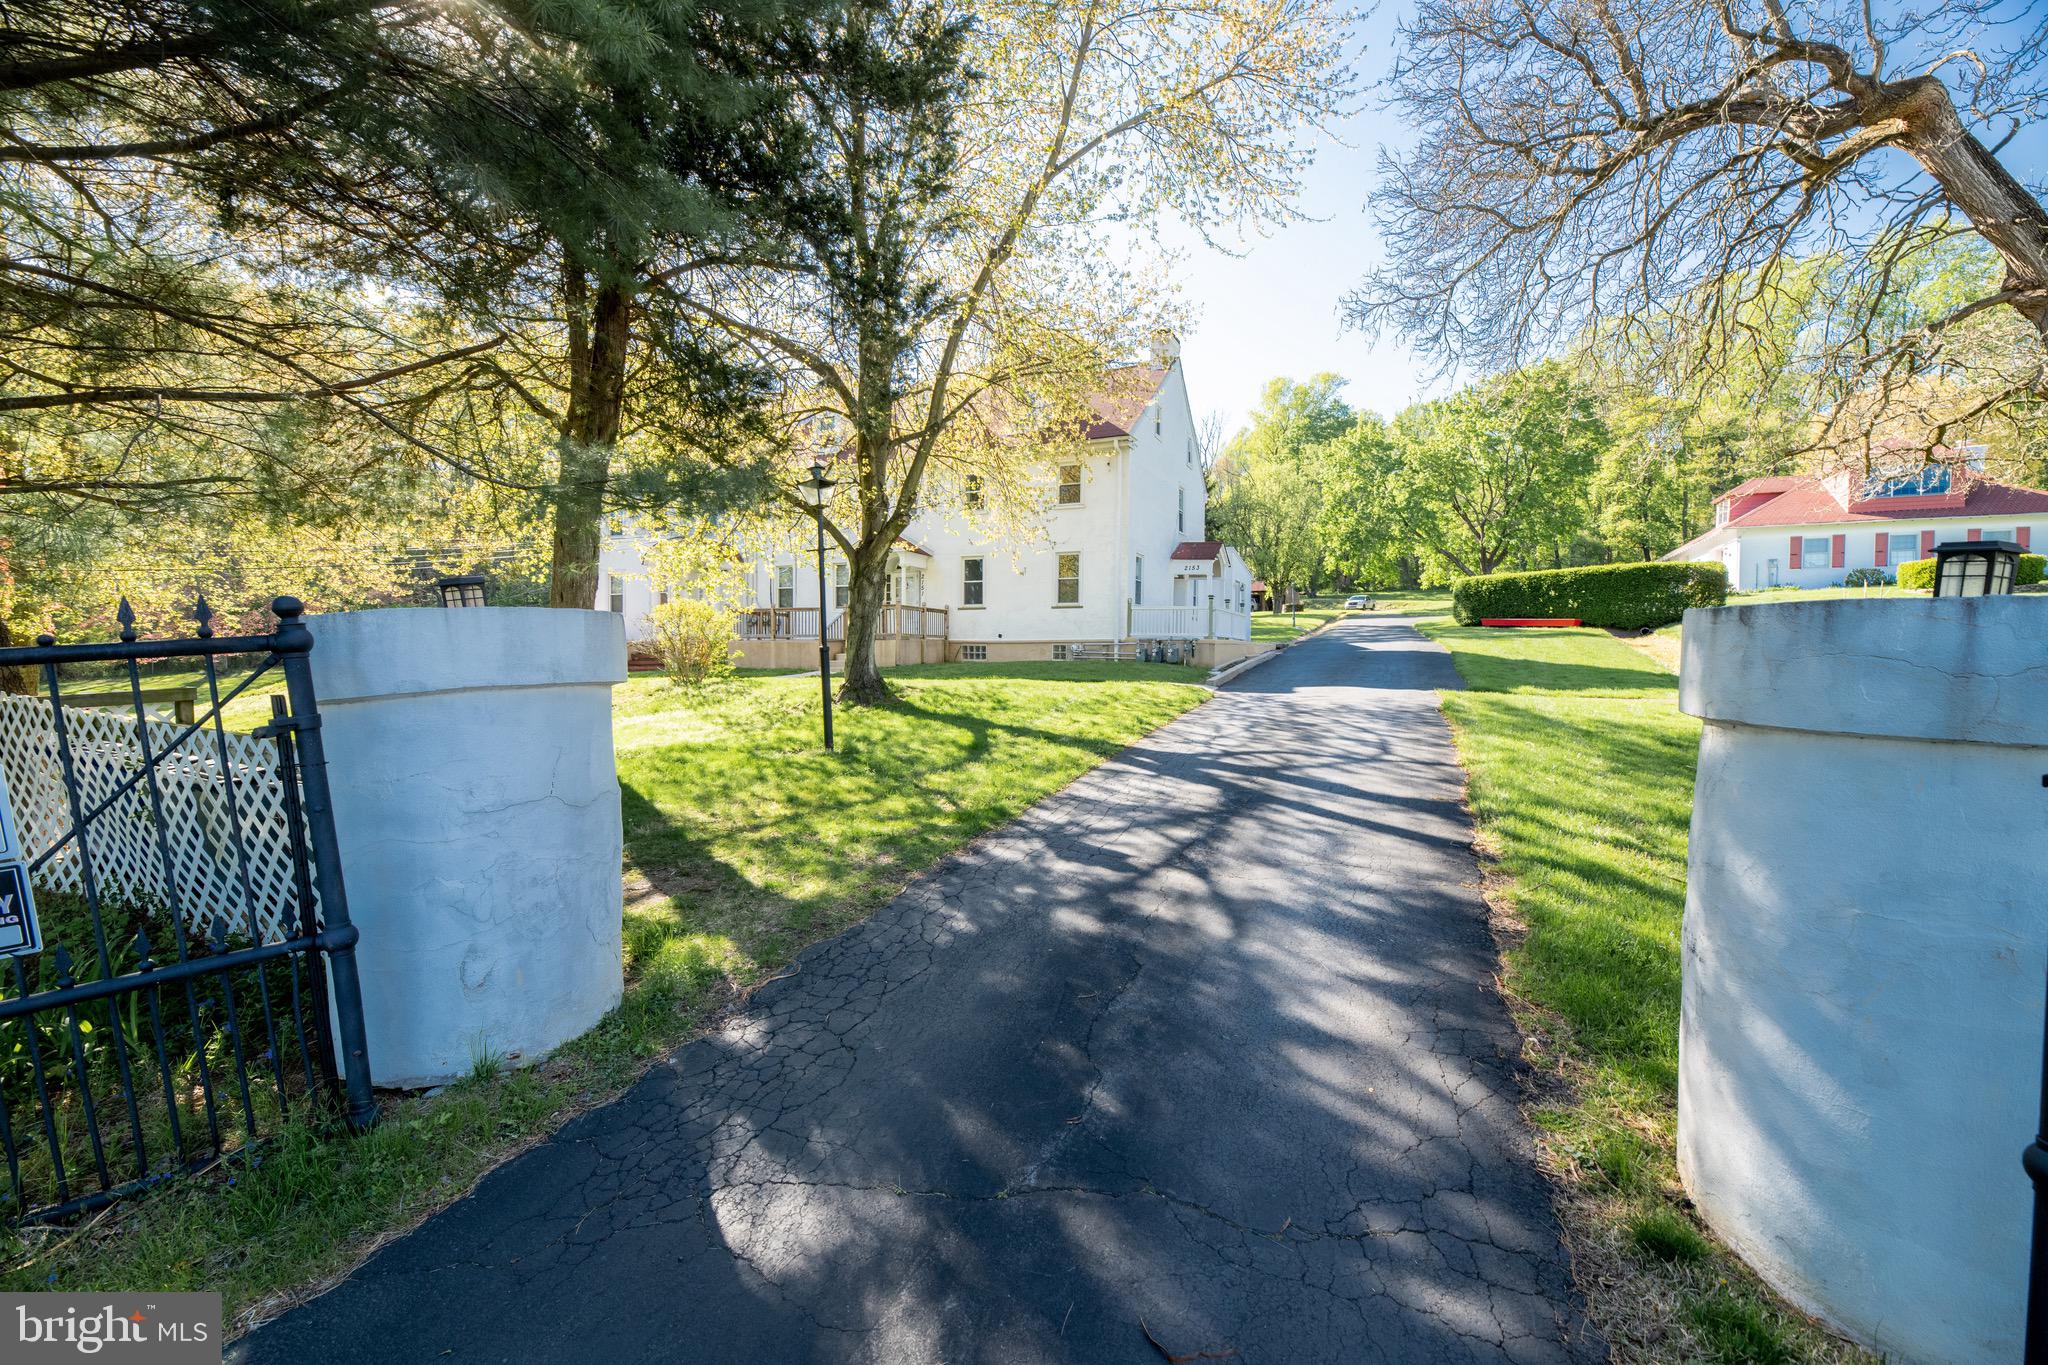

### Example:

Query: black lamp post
xmin=434 ymin=574 xmax=488 ymax=607
xmin=799 ymin=461 xmax=837 ymax=751
xmin=1931 ymin=540 xmax=2022 ymax=597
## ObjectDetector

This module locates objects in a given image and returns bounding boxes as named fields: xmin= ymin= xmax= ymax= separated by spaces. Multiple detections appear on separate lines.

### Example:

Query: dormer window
xmin=1715 ymin=502 xmax=1728 ymax=526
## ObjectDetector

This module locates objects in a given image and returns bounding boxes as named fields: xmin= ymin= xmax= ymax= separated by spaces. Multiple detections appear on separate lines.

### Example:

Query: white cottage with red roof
xmin=597 ymin=337 xmax=1255 ymax=663
xmin=1664 ymin=457 xmax=2048 ymax=590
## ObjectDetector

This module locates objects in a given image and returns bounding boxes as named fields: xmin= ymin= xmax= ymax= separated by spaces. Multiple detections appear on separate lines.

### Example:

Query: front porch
xmin=1128 ymin=601 xmax=1252 ymax=642
xmin=735 ymin=604 xmax=950 ymax=669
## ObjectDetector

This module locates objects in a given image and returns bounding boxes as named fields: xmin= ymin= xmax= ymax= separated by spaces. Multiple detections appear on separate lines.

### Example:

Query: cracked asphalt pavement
xmin=236 ymin=615 xmax=1602 ymax=1365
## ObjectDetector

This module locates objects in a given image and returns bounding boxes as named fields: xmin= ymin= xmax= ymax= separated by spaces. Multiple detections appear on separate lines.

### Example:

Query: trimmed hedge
xmin=1898 ymin=553 xmax=2046 ymax=591
xmin=1450 ymin=562 xmax=1728 ymax=630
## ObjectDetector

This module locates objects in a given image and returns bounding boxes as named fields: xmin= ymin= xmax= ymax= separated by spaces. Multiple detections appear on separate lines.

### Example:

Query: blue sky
xmin=1160 ymin=0 xmax=2048 ymax=441
xmin=1161 ymin=14 xmax=1432 ymax=437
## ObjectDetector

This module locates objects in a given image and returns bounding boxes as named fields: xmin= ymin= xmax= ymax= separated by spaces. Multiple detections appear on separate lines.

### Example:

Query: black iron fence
xmin=0 ymin=596 xmax=374 ymax=1224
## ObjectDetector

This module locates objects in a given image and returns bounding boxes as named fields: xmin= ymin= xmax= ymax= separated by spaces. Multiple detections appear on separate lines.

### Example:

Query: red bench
xmin=1479 ymin=618 xmax=1581 ymax=628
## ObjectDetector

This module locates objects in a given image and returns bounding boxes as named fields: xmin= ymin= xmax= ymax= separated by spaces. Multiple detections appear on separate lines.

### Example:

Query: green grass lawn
xmin=45 ymin=663 xmax=289 ymax=734
xmin=1418 ymin=620 xmax=1867 ymax=1364
xmin=1 ymin=662 xmax=1209 ymax=1331
xmin=1366 ymin=587 xmax=1455 ymax=621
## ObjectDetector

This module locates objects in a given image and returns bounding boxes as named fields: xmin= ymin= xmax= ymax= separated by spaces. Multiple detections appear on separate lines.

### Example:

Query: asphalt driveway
xmin=237 ymin=615 xmax=1601 ymax=1365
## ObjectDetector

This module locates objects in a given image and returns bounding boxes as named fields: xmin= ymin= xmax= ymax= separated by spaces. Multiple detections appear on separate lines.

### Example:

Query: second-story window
xmin=1057 ymin=464 xmax=1082 ymax=504
xmin=965 ymin=473 xmax=983 ymax=509
xmin=1177 ymin=486 xmax=1186 ymax=534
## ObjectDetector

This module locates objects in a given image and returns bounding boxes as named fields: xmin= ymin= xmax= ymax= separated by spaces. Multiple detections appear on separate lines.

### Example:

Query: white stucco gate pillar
xmin=307 ymin=606 xmax=627 ymax=1088
xmin=1678 ymin=596 xmax=2048 ymax=1364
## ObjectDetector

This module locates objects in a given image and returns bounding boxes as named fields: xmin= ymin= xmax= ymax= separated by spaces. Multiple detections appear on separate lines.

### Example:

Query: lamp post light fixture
xmin=1930 ymin=540 xmax=2022 ymax=597
xmin=434 ymin=574 xmax=488 ymax=608
xmin=798 ymin=460 xmax=837 ymax=751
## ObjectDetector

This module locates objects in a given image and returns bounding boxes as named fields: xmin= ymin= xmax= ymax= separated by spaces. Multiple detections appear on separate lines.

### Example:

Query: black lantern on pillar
xmin=1931 ymin=540 xmax=2022 ymax=597
xmin=434 ymin=574 xmax=488 ymax=608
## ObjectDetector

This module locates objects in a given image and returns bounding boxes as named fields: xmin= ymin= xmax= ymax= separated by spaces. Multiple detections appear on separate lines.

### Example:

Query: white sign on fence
xmin=0 ymin=863 xmax=38 ymax=958
xmin=0 ymin=759 xmax=36 ymax=957
xmin=0 ymin=750 xmax=20 ymax=861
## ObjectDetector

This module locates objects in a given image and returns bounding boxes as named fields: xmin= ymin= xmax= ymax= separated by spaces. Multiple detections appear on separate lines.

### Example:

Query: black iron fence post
xmin=2025 ymin=950 xmax=2048 ymax=1363
xmin=270 ymin=597 xmax=378 ymax=1131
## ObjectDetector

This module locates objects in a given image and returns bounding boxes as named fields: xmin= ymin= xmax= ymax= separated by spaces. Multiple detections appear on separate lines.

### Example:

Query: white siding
xmin=598 ymin=358 xmax=1257 ymax=644
xmin=1726 ymin=519 xmax=2039 ymax=590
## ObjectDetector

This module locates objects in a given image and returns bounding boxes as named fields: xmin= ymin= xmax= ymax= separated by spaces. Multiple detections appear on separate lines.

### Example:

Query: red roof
xmin=1714 ymin=475 xmax=1805 ymax=505
xmin=1084 ymin=365 xmax=1171 ymax=440
xmin=1169 ymin=540 xmax=1223 ymax=560
xmin=1723 ymin=475 xmax=2048 ymax=528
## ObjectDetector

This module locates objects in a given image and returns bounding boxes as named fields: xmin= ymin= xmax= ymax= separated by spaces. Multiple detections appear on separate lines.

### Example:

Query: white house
xmin=1664 ymin=462 xmax=2048 ymax=590
xmin=599 ymin=341 xmax=1257 ymax=665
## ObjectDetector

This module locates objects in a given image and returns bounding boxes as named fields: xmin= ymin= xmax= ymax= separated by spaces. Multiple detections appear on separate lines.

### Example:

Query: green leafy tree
xmin=1386 ymin=362 xmax=1607 ymax=579
xmin=1208 ymin=375 xmax=1356 ymax=598
xmin=1314 ymin=415 xmax=1405 ymax=586
xmin=676 ymin=0 xmax=1353 ymax=703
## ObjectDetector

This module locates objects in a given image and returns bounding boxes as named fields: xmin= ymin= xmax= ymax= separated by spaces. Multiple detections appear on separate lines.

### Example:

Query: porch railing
xmin=1128 ymin=602 xmax=1251 ymax=641
xmin=737 ymin=606 xmax=947 ymax=641
xmin=738 ymin=607 xmax=822 ymax=640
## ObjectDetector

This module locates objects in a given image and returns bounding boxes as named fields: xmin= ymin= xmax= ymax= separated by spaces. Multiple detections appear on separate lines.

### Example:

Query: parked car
xmin=1343 ymin=594 xmax=1373 ymax=609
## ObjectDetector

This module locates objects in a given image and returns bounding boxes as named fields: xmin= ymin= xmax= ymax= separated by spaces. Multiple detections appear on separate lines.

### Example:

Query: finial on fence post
xmin=116 ymin=598 xmax=137 ymax=643
xmin=270 ymin=596 xmax=309 ymax=651
xmin=194 ymin=595 xmax=215 ymax=639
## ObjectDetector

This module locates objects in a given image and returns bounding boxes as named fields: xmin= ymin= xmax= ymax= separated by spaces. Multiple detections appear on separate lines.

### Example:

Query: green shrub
xmin=1897 ymin=552 xmax=2044 ymax=591
xmin=1450 ymin=562 xmax=1727 ymax=630
xmin=1842 ymin=567 xmax=1888 ymax=587
xmin=646 ymin=599 xmax=739 ymax=683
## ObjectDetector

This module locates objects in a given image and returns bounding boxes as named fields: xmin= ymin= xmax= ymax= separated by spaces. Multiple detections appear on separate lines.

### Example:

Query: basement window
xmin=960 ymin=644 xmax=988 ymax=661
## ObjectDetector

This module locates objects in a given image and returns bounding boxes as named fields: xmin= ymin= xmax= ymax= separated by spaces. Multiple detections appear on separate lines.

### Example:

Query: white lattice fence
xmin=0 ymin=694 xmax=314 ymax=943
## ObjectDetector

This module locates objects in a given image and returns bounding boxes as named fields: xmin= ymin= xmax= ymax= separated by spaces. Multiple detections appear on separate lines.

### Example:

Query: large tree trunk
xmin=833 ymin=353 xmax=911 ymax=706
xmin=548 ymin=273 xmax=631 ymax=609
xmin=836 ymin=538 xmax=895 ymax=706
xmin=0 ymin=618 xmax=32 ymax=695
